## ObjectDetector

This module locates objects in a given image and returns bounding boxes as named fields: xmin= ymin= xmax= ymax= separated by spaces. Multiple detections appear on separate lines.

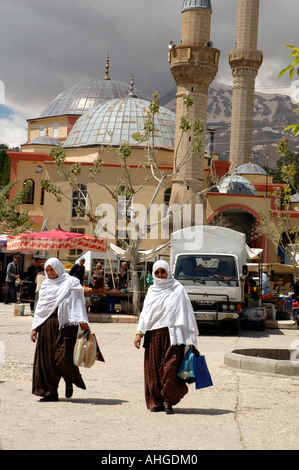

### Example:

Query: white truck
xmin=170 ymin=225 xmax=249 ymax=334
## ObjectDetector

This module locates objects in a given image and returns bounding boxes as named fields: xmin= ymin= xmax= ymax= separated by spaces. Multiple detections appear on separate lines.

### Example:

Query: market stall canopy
xmin=7 ymin=227 xmax=107 ymax=254
xmin=246 ymin=246 xmax=263 ymax=260
xmin=109 ymin=242 xmax=170 ymax=262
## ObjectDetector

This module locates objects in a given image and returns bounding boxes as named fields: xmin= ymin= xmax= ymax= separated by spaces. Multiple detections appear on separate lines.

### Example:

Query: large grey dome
xmin=182 ymin=0 xmax=212 ymax=12
xmin=64 ymin=97 xmax=176 ymax=149
xmin=236 ymin=162 xmax=268 ymax=176
xmin=217 ymin=175 xmax=258 ymax=195
xmin=38 ymin=79 xmax=149 ymax=119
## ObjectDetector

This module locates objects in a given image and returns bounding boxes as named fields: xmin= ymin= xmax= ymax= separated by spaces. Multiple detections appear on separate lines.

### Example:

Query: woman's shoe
xmin=65 ymin=385 xmax=73 ymax=399
xmin=40 ymin=393 xmax=59 ymax=402
xmin=150 ymin=405 xmax=164 ymax=412
xmin=164 ymin=405 xmax=174 ymax=414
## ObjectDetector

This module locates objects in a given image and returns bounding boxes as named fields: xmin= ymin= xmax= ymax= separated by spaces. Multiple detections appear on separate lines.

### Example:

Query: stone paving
xmin=0 ymin=302 xmax=298 ymax=451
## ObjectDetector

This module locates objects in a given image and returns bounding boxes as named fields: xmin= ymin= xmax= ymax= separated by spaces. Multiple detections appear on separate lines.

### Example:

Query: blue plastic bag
xmin=177 ymin=347 xmax=195 ymax=382
xmin=193 ymin=354 xmax=213 ymax=390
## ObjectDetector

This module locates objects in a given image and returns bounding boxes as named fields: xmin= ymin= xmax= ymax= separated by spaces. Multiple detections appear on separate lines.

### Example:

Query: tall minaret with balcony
xmin=229 ymin=0 xmax=263 ymax=168
xmin=168 ymin=0 xmax=219 ymax=223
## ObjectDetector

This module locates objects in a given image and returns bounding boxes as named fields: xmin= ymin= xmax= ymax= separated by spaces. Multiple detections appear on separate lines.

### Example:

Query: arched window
xmin=72 ymin=183 xmax=87 ymax=217
xmin=53 ymin=122 xmax=59 ymax=138
xmin=24 ymin=179 xmax=35 ymax=205
xmin=164 ymin=187 xmax=172 ymax=205
xmin=40 ymin=187 xmax=45 ymax=206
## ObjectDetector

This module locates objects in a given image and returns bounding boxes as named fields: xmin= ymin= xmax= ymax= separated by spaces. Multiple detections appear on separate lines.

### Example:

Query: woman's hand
xmin=31 ymin=329 xmax=37 ymax=343
xmin=80 ymin=322 xmax=90 ymax=331
xmin=134 ymin=334 xmax=142 ymax=349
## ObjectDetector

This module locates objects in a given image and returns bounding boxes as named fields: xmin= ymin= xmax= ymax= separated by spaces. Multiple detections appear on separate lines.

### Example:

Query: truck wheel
xmin=230 ymin=319 xmax=240 ymax=335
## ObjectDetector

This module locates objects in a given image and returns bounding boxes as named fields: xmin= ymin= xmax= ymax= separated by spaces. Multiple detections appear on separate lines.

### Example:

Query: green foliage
xmin=279 ymin=44 xmax=299 ymax=137
xmin=266 ymin=138 xmax=299 ymax=191
xmin=0 ymin=180 xmax=33 ymax=234
xmin=0 ymin=145 xmax=11 ymax=187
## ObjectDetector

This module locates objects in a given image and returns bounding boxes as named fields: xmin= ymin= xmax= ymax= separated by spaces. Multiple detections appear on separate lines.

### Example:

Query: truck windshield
xmin=174 ymin=255 xmax=238 ymax=285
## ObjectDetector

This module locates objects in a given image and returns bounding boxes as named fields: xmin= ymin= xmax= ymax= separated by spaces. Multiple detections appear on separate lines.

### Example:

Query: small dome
xmin=236 ymin=162 xmax=268 ymax=176
xmin=38 ymin=79 xmax=149 ymax=119
xmin=26 ymin=135 xmax=62 ymax=147
xmin=182 ymin=0 xmax=212 ymax=12
xmin=64 ymin=97 xmax=176 ymax=149
xmin=217 ymin=175 xmax=258 ymax=195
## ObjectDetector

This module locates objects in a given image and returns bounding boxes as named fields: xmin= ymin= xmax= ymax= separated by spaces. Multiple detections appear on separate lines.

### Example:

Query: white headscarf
xmin=32 ymin=258 xmax=89 ymax=330
xmin=137 ymin=260 xmax=198 ymax=345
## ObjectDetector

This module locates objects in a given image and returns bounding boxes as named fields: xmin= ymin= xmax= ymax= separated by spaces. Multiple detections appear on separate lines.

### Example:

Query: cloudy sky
xmin=0 ymin=0 xmax=298 ymax=147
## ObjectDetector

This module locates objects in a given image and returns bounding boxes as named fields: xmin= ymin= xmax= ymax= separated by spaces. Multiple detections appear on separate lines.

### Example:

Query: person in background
xmin=4 ymin=255 xmax=20 ymax=304
xmin=69 ymin=258 xmax=85 ymax=285
xmin=92 ymin=262 xmax=105 ymax=289
xmin=245 ymin=272 xmax=257 ymax=296
xmin=31 ymin=258 xmax=89 ymax=402
xmin=0 ymin=261 xmax=6 ymax=301
xmin=118 ymin=262 xmax=128 ymax=290
xmin=134 ymin=260 xmax=198 ymax=414
xmin=26 ymin=258 xmax=43 ymax=313
xmin=260 ymin=270 xmax=271 ymax=296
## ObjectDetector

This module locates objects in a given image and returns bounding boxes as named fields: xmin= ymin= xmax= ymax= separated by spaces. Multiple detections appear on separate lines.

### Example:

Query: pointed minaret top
xmin=128 ymin=74 xmax=137 ymax=98
xmin=182 ymin=0 xmax=212 ymax=12
xmin=104 ymin=54 xmax=110 ymax=81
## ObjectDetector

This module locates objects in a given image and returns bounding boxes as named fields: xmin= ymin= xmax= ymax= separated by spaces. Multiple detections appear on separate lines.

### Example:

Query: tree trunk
xmin=130 ymin=241 xmax=141 ymax=315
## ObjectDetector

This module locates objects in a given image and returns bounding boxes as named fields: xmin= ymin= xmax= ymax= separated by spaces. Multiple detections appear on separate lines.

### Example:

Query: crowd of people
xmin=0 ymin=256 xmax=132 ymax=311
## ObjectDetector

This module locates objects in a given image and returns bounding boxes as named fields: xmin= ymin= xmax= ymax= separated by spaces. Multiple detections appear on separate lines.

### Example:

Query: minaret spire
xmin=228 ymin=0 xmax=263 ymax=168
xmin=104 ymin=54 xmax=111 ymax=80
xmin=168 ymin=0 xmax=219 ymax=224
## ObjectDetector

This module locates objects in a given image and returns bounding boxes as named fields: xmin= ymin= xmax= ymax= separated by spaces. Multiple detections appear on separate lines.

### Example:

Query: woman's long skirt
xmin=32 ymin=312 xmax=86 ymax=398
xmin=143 ymin=327 xmax=188 ymax=409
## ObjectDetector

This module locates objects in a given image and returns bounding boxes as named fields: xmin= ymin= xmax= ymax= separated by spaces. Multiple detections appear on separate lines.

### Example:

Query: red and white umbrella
xmin=7 ymin=227 xmax=107 ymax=255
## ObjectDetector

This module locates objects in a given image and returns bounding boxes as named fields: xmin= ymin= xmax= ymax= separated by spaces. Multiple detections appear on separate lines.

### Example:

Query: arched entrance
xmin=207 ymin=204 xmax=263 ymax=248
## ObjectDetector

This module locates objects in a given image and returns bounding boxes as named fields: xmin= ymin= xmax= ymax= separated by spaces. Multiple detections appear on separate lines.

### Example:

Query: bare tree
xmin=41 ymin=92 xmax=225 ymax=312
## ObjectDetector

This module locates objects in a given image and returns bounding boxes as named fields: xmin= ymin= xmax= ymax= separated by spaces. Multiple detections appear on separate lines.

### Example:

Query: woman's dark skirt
xmin=143 ymin=327 xmax=188 ymax=409
xmin=32 ymin=313 xmax=86 ymax=398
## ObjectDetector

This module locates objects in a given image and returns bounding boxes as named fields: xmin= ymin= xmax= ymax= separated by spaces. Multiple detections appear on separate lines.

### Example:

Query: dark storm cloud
xmin=0 ymin=0 xmax=298 ymax=145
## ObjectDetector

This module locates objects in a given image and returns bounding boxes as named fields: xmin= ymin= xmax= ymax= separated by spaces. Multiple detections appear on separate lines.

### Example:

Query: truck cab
xmin=170 ymin=226 xmax=250 ymax=334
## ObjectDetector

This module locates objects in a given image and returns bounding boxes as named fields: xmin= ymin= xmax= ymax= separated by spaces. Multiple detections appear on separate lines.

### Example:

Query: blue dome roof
xmin=236 ymin=162 xmax=268 ymax=176
xmin=64 ymin=97 xmax=176 ymax=149
xmin=217 ymin=175 xmax=258 ymax=195
xmin=26 ymin=135 xmax=62 ymax=147
xmin=182 ymin=0 xmax=212 ymax=12
xmin=38 ymin=79 xmax=149 ymax=119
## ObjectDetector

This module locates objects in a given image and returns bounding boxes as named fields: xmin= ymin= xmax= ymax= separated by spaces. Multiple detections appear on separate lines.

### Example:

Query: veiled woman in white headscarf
xmin=134 ymin=260 xmax=198 ymax=414
xmin=31 ymin=258 xmax=90 ymax=402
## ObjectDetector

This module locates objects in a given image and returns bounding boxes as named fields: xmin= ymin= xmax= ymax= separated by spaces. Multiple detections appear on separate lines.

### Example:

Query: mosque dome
xmin=38 ymin=57 xmax=148 ymax=119
xmin=38 ymin=79 xmax=149 ymax=119
xmin=182 ymin=0 xmax=212 ymax=12
xmin=290 ymin=193 xmax=299 ymax=203
xmin=236 ymin=162 xmax=268 ymax=176
xmin=26 ymin=135 xmax=62 ymax=147
xmin=217 ymin=174 xmax=258 ymax=195
xmin=64 ymin=97 xmax=176 ymax=149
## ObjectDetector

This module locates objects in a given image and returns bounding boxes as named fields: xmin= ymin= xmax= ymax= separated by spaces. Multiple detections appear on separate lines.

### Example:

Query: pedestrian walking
xmin=69 ymin=258 xmax=85 ymax=285
xmin=4 ymin=255 xmax=20 ymax=304
xmin=134 ymin=260 xmax=198 ymax=414
xmin=25 ymin=258 xmax=43 ymax=312
xmin=30 ymin=257 xmax=90 ymax=402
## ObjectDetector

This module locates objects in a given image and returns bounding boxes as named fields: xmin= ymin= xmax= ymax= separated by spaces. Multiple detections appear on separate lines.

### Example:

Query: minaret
xmin=229 ymin=0 xmax=263 ymax=168
xmin=168 ymin=0 xmax=219 ymax=224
